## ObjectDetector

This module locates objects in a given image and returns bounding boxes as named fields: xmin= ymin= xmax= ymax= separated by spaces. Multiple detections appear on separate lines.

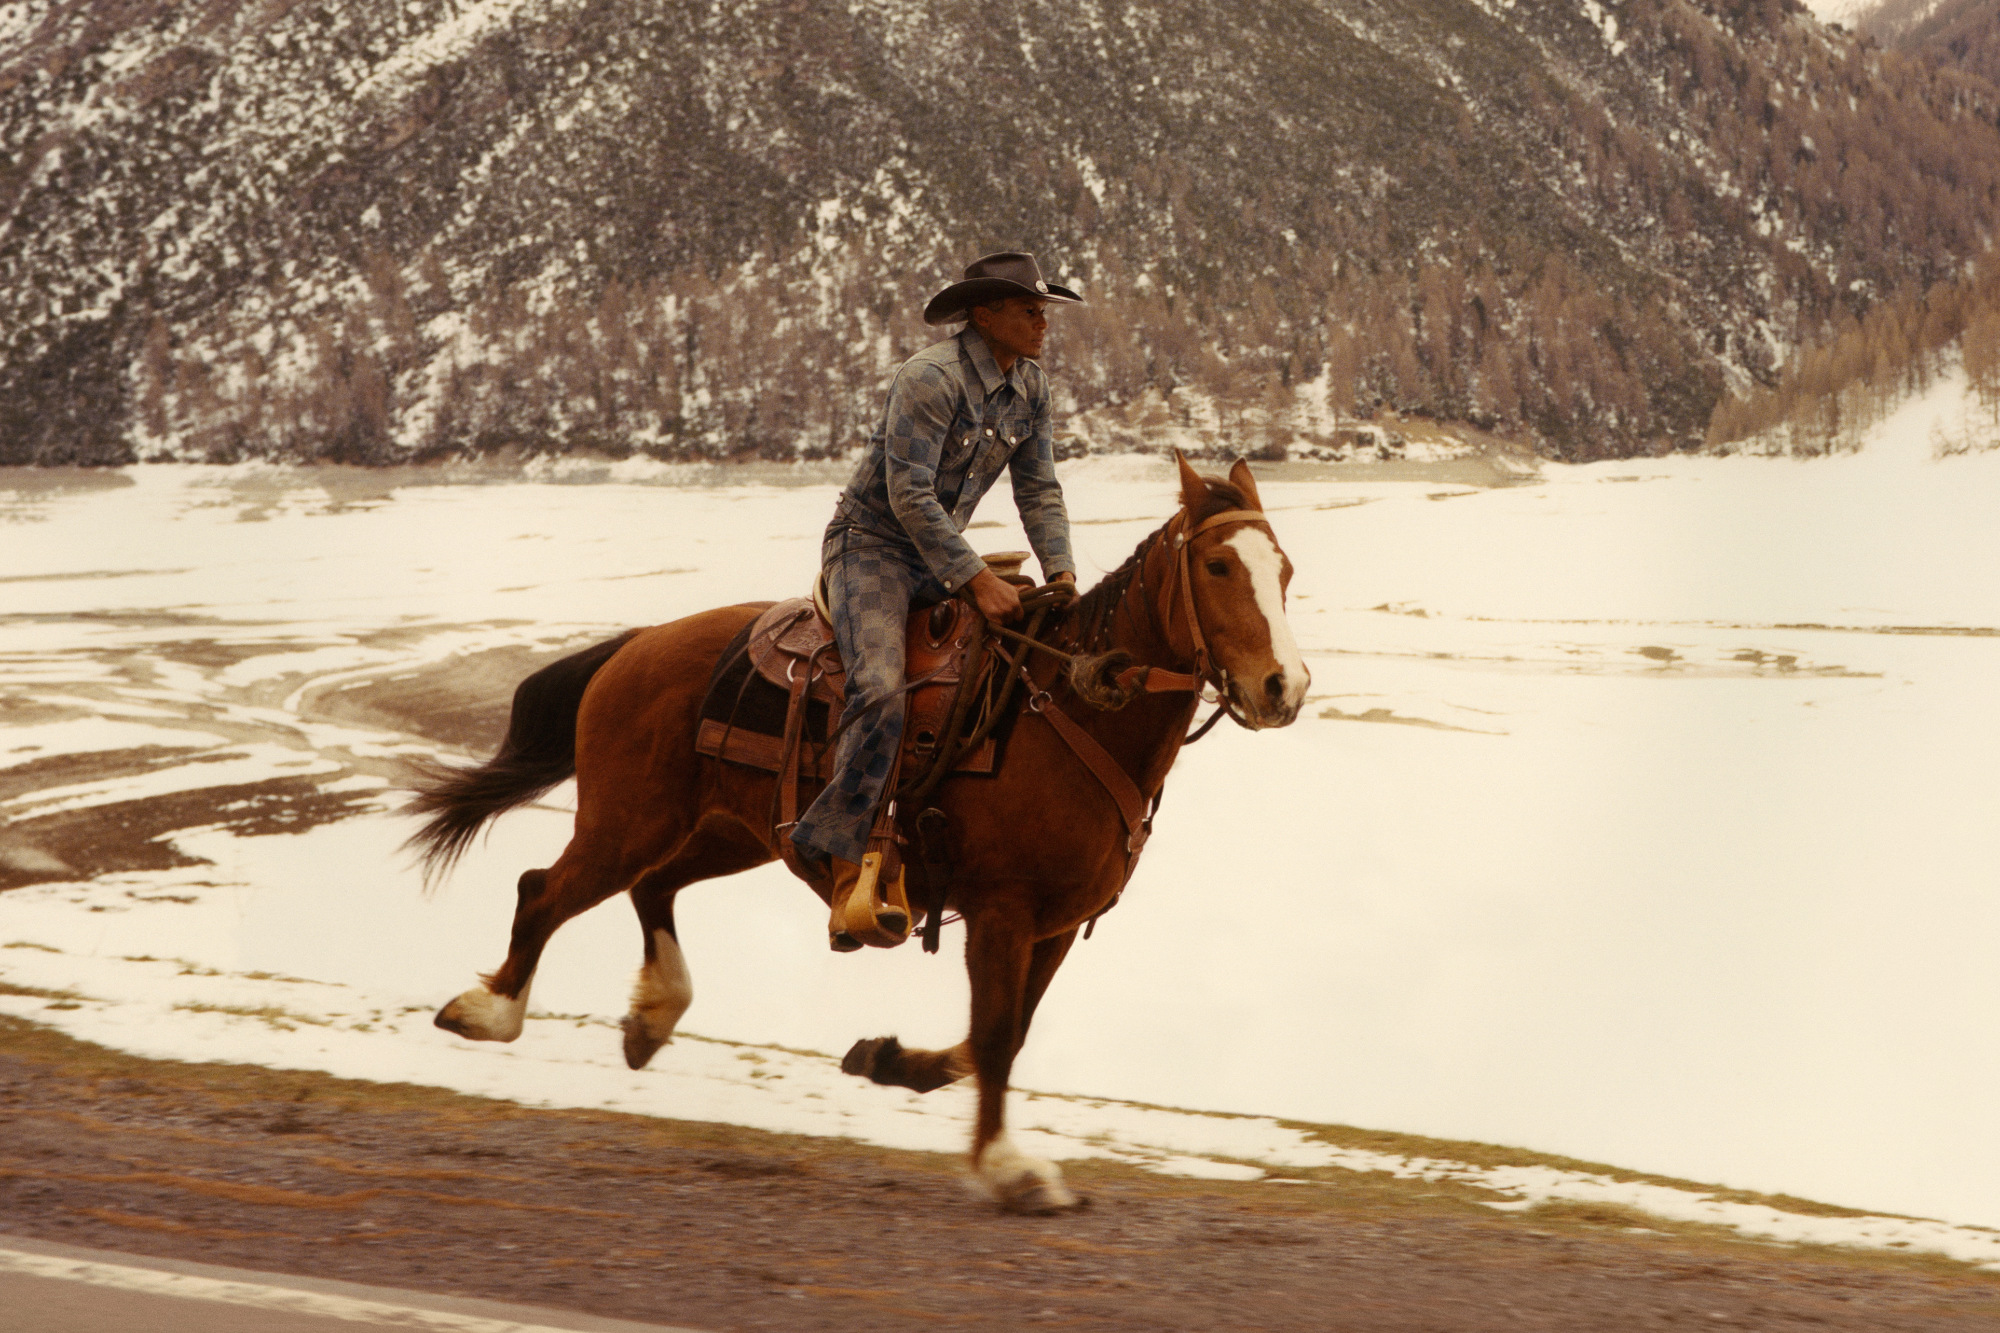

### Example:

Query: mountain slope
xmin=1878 ymin=0 xmax=2000 ymax=86
xmin=3 ymin=0 xmax=1998 ymax=465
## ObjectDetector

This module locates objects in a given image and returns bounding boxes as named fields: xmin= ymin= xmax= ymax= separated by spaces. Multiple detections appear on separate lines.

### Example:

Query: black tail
xmin=402 ymin=630 xmax=642 ymax=888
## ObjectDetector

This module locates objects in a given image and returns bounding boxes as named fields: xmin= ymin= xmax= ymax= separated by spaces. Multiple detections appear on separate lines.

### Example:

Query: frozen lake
xmin=3 ymin=414 xmax=1997 ymax=1251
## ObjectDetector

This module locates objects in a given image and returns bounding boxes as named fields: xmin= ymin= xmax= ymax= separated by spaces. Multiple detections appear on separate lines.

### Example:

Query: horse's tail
xmin=401 ymin=629 xmax=643 ymax=889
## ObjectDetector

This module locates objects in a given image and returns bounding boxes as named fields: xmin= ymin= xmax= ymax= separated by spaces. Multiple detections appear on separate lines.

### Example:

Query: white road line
xmin=0 ymin=1243 xmax=701 ymax=1332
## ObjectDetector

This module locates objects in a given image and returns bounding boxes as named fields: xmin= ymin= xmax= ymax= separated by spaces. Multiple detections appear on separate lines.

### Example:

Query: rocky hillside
xmin=3 ymin=0 xmax=1998 ymax=466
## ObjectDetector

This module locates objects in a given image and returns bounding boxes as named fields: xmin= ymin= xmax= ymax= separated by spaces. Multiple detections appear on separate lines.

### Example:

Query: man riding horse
xmin=410 ymin=261 xmax=1309 ymax=1207
xmin=791 ymin=251 xmax=1083 ymax=952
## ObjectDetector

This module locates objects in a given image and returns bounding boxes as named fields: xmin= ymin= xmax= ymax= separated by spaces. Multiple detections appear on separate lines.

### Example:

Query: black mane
xmin=1054 ymin=474 xmax=1246 ymax=653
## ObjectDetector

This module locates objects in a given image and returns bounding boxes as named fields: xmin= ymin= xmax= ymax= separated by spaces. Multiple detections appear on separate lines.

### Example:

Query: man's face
xmin=973 ymin=297 xmax=1050 ymax=364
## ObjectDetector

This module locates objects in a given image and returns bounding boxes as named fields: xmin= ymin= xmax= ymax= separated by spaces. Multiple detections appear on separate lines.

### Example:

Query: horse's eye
xmin=1205 ymin=559 xmax=1229 ymax=577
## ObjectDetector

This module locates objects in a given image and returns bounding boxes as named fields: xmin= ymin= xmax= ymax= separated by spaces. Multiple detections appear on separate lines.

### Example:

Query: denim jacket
xmin=826 ymin=328 xmax=1074 ymax=594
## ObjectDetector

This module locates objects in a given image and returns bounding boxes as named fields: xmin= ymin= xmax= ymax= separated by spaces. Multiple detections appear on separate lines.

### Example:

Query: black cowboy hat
xmin=923 ymin=251 xmax=1083 ymax=326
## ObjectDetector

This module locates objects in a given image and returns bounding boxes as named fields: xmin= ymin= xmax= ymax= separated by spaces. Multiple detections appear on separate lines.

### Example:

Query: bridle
xmin=925 ymin=499 xmax=1283 ymax=941
xmin=987 ymin=501 xmax=1277 ymax=730
xmin=992 ymin=501 xmax=1279 ymax=937
xmin=1114 ymin=504 xmax=1274 ymax=725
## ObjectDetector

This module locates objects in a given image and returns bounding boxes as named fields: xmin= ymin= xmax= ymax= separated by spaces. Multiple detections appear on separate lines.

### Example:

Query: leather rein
xmin=1008 ymin=505 xmax=1273 ymax=898
xmin=993 ymin=504 xmax=1271 ymax=721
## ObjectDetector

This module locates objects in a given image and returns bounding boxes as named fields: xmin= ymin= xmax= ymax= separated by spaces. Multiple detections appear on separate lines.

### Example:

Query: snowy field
xmin=3 ymin=384 xmax=1999 ymax=1264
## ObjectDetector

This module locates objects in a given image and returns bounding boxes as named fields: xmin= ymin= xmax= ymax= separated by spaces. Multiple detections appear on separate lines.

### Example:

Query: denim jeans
xmin=788 ymin=533 xmax=948 ymax=866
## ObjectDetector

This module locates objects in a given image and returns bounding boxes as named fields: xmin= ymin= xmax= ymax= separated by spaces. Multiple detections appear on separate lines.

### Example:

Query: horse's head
xmin=1172 ymin=452 xmax=1309 ymax=729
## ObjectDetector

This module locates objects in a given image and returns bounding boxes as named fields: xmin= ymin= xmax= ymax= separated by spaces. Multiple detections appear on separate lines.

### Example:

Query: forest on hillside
xmin=1706 ymin=249 xmax=2000 ymax=454
xmin=4 ymin=0 xmax=2000 ymax=466
xmin=1699 ymin=0 xmax=2000 ymax=456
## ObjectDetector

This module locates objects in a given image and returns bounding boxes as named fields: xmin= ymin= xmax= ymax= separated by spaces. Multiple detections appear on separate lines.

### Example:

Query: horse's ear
xmin=1227 ymin=457 xmax=1264 ymax=511
xmin=1173 ymin=449 xmax=1207 ymax=513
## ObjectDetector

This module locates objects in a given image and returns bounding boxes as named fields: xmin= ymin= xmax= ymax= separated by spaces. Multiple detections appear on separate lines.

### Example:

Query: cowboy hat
xmin=922 ymin=251 xmax=1083 ymax=326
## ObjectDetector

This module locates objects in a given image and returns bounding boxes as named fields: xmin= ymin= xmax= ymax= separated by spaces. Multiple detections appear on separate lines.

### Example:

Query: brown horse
xmin=405 ymin=453 xmax=1307 ymax=1212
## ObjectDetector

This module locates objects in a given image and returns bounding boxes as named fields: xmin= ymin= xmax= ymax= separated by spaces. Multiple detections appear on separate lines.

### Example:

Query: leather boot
xmin=827 ymin=850 xmax=912 ymax=950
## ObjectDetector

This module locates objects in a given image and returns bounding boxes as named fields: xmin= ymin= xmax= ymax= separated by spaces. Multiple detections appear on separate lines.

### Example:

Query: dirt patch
xmin=2 ymin=1017 xmax=1997 ymax=1332
xmin=300 ymin=641 xmax=616 ymax=754
xmin=0 ymin=774 xmax=379 ymax=891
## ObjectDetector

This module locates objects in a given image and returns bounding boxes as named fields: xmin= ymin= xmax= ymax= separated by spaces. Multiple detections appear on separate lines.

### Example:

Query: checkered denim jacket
xmin=827 ymin=328 xmax=1075 ymax=594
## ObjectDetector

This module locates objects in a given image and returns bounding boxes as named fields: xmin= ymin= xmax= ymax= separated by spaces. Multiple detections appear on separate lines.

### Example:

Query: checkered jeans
xmin=789 ymin=534 xmax=950 ymax=867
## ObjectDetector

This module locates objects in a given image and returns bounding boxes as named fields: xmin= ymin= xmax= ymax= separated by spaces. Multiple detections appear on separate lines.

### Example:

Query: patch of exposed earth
xmin=0 ymin=608 xmax=600 ymax=891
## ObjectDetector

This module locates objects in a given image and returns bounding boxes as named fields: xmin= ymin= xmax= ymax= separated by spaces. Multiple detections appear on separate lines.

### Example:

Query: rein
xmin=1007 ymin=503 xmax=1273 ymax=935
xmin=993 ymin=504 xmax=1272 ymax=732
xmin=906 ymin=500 xmax=1276 ymax=950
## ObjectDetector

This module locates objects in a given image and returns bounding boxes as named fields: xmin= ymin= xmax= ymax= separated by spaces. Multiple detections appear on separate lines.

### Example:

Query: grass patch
xmin=2 ymin=941 xmax=60 ymax=952
xmin=1276 ymin=1121 xmax=1893 ymax=1220
xmin=1526 ymin=1199 xmax=1666 ymax=1230
xmin=170 ymin=1002 xmax=332 ymax=1031
xmin=0 ymin=981 xmax=87 ymax=1002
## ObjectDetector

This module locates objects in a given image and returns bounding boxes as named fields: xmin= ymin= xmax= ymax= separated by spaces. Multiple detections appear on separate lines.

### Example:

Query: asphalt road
xmin=0 ymin=1235 xmax=709 ymax=1333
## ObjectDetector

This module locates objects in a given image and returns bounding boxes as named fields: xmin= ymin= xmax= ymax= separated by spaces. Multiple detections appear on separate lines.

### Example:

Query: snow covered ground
xmin=3 ymin=390 xmax=1998 ymax=1264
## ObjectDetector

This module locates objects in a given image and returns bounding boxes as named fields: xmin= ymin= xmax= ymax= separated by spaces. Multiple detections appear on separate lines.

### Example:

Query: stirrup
xmin=829 ymin=851 xmax=911 ymax=949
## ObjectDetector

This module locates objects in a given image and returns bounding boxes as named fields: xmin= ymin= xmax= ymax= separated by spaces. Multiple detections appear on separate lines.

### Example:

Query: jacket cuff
xmin=936 ymin=550 xmax=989 ymax=594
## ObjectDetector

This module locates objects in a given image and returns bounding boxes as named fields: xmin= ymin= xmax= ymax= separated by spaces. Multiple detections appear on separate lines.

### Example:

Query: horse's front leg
xmin=963 ymin=910 xmax=1081 ymax=1214
xmin=844 ymin=927 xmax=1076 ymax=1093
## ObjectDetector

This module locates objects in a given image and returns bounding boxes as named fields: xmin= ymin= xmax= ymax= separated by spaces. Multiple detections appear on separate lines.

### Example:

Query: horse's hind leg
xmin=621 ymin=829 xmax=774 ymax=1070
xmin=435 ymin=840 xmax=627 ymax=1042
xmin=623 ymin=882 xmax=693 ymax=1070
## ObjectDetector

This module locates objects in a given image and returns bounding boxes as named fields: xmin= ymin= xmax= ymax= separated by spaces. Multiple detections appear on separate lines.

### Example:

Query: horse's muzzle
xmin=1226 ymin=667 xmax=1308 ymax=729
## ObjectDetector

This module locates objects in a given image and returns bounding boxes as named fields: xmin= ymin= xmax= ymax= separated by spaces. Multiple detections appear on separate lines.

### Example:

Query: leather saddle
xmin=693 ymin=559 xmax=1022 ymax=782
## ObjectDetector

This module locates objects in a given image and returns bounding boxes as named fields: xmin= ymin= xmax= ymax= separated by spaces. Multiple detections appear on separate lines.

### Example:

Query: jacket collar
xmin=959 ymin=326 xmax=1013 ymax=399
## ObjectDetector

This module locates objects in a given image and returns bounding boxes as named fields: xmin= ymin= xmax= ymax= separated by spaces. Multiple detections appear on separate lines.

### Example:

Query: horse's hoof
xmin=842 ymin=1035 xmax=901 ymax=1082
xmin=621 ymin=1014 xmax=665 ymax=1070
xmin=1000 ymin=1176 xmax=1082 ymax=1216
xmin=975 ymin=1133 xmax=1080 ymax=1215
xmin=829 ymin=929 xmax=862 ymax=953
xmin=433 ymin=984 xmax=528 ymax=1042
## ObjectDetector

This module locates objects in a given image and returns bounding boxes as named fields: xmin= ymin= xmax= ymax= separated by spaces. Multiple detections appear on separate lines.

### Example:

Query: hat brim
xmin=923 ymin=277 xmax=1083 ymax=326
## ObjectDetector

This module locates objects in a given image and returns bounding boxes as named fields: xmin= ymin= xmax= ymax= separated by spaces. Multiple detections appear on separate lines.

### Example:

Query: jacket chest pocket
xmin=939 ymin=415 xmax=980 ymax=473
xmin=986 ymin=412 xmax=1033 ymax=467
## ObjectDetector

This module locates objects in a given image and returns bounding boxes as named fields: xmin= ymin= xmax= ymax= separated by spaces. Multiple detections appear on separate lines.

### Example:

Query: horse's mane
xmin=1056 ymin=473 xmax=1247 ymax=655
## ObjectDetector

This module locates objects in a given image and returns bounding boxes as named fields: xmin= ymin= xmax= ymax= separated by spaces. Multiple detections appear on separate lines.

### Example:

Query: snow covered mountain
xmin=3 ymin=0 xmax=1997 ymax=465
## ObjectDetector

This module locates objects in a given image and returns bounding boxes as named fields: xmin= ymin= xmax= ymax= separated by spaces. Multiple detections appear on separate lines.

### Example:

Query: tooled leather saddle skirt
xmin=694 ymin=594 xmax=999 ymax=782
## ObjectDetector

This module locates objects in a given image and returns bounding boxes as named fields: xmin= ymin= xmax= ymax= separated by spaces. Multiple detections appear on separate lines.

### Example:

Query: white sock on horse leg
xmin=438 ymin=978 xmax=533 ymax=1042
xmin=629 ymin=928 xmax=694 ymax=1044
xmin=974 ymin=1131 xmax=1077 ymax=1211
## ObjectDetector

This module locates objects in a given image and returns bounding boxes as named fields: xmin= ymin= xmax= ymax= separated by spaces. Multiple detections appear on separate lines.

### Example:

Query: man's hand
xmin=969 ymin=568 xmax=1023 ymax=624
xmin=1047 ymin=570 xmax=1078 ymax=605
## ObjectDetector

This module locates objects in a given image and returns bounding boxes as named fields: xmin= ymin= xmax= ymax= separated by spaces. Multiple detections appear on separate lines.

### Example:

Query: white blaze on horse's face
xmin=1218 ymin=527 xmax=1309 ymax=727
